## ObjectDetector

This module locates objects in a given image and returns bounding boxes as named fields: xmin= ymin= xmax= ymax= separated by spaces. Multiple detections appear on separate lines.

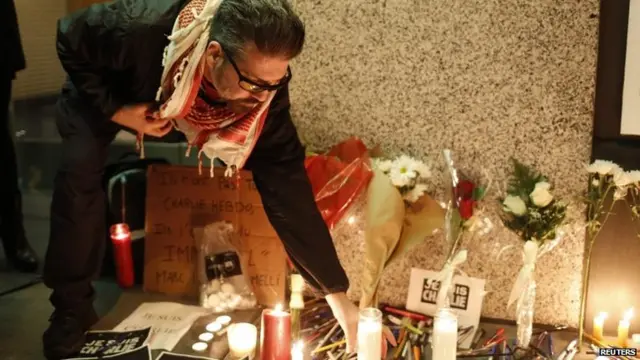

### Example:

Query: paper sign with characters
xmin=405 ymin=267 xmax=486 ymax=349
xmin=64 ymin=327 xmax=151 ymax=359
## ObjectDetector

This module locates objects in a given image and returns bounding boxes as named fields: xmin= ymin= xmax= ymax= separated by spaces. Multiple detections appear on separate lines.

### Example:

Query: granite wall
xmin=288 ymin=0 xmax=600 ymax=327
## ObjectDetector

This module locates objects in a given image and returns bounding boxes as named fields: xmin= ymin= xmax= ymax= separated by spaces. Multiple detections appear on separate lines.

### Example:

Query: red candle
xmin=260 ymin=304 xmax=292 ymax=360
xmin=110 ymin=223 xmax=134 ymax=288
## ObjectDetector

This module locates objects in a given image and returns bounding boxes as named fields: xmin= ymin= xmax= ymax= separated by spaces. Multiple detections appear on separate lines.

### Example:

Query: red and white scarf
xmin=144 ymin=0 xmax=275 ymax=177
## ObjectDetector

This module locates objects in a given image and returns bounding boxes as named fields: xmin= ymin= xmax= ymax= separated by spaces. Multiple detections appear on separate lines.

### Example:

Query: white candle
xmin=618 ymin=308 xmax=634 ymax=347
xmin=216 ymin=315 xmax=232 ymax=325
xmin=291 ymin=340 xmax=304 ymax=360
xmin=432 ymin=307 xmax=458 ymax=360
xmin=227 ymin=322 xmax=257 ymax=359
xmin=593 ymin=312 xmax=607 ymax=341
xmin=357 ymin=308 xmax=382 ymax=360
xmin=198 ymin=332 xmax=214 ymax=342
xmin=192 ymin=342 xmax=208 ymax=352
xmin=206 ymin=322 xmax=222 ymax=332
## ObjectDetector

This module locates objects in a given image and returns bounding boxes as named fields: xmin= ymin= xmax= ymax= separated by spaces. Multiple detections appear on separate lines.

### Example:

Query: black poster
xmin=65 ymin=345 xmax=152 ymax=360
xmin=156 ymin=352 xmax=216 ymax=360
xmin=65 ymin=327 xmax=151 ymax=359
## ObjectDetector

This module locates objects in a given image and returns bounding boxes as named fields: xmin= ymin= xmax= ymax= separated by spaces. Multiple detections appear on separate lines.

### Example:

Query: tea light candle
xmin=618 ymin=308 xmax=634 ymax=347
xmin=260 ymin=303 xmax=291 ymax=360
xmin=216 ymin=315 xmax=232 ymax=326
xmin=357 ymin=308 xmax=382 ymax=360
xmin=432 ymin=307 xmax=458 ymax=360
xmin=206 ymin=322 xmax=222 ymax=332
xmin=291 ymin=340 xmax=304 ymax=360
xmin=228 ymin=323 xmax=258 ymax=359
xmin=199 ymin=332 xmax=214 ymax=342
xmin=593 ymin=312 xmax=607 ymax=342
xmin=192 ymin=342 xmax=208 ymax=352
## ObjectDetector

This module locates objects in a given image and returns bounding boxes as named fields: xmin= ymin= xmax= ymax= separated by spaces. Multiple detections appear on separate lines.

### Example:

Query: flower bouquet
xmin=304 ymin=137 xmax=373 ymax=230
xmin=359 ymin=153 xmax=446 ymax=308
xmin=500 ymin=159 xmax=567 ymax=347
xmin=577 ymin=161 xmax=640 ymax=348
xmin=433 ymin=149 xmax=492 ymax=309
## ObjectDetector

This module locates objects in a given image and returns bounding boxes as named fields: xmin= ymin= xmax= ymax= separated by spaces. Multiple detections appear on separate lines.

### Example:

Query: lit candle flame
xmin=597 ymin=312 xmax=608 ymax=320
xmin=293 ymin=340 xmax=304 ymax=351
xmin=624 ymin=308 xmax=634 ymax=321
xmin=347 ymin=216 xmax=356 ymax=225
xmin=274 ymin=303 xmax=283 ymax=312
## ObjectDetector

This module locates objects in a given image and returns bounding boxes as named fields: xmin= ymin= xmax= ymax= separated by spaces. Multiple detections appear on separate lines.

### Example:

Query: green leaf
xmin=507 ymin=158 xmax=546 ymax=200
xmin=473 ymin=187 xmax=486 ymax=201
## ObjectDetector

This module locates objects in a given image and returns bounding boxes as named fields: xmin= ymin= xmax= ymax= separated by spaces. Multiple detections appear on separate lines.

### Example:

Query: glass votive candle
xmin=227 ymin=322 xmax=257 ymax=359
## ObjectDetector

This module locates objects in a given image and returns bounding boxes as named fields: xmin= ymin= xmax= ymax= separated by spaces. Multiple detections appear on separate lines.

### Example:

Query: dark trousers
xmin=43 ymin=82 xmax=121 ymax=313
xmin=43 ymin=80 xmax=184 ymax=313
xmin=0 ymin=72 xmax=26 ymax=253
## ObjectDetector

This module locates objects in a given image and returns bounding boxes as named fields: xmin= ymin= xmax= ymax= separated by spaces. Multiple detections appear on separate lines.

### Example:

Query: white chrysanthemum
xmin=389 ymin=155 xmax=418 ymax=187
xmin=373 ymin=158 xmax=393 ymax=173
xmin=628 ymin=170 xmax=640 ymax=184
xmin=587 ymin=160 xmax=622 ymax=176
xmin=404 ymin=183 xmax=428 ymax=203
xmin=413 ymin=160 xmax=431 ymax=179
xmin=614 ymin=187 xmax=628 ymax=200
xmin=614 ymin=171 xmax=634 ymax=188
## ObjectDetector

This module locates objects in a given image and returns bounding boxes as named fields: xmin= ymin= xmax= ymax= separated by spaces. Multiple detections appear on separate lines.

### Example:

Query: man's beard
xmin=226 ymin=98 xmax=261 ymax=114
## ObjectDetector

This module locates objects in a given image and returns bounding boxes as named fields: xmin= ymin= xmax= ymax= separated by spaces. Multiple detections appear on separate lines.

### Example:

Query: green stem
xmin=577 ymin=184 xmax=616 ymax=351
xmin=446 ymin=225 xmax=464 ymax=262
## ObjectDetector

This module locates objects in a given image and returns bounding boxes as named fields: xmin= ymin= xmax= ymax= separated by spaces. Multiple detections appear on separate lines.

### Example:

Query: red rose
xmin=455 ymin=180 xmax=475 ymax=200
xmin=459 ymin=199 xmax=475 ymax=220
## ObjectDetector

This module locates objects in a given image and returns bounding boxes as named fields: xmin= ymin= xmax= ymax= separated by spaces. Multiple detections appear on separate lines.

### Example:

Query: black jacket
xmin=56 ymin=0 xmax=349 ymax=295
xmin=3 ymin=0 xmax=27 ymax=77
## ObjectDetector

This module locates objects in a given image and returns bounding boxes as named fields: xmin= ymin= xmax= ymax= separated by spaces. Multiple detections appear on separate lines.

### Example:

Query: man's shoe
xmin=6 ymin=242 xmax=38 ymax=273
xmin=42 ymin=311 xmax=87 ymax=360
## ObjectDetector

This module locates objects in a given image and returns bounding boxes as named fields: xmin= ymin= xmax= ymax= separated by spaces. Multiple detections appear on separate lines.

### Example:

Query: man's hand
xmin=325 ymin=293 xmax=396 ymax=357
xmin=111 ymin=103 xmax=172 ymax=138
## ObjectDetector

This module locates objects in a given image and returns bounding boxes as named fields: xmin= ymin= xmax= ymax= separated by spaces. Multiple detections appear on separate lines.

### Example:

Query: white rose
xmin=587 ymin=160 xmax=622 ymax=176
xmin=503 ymin=195 xmax=527 ymax=216
xmin=529 ymin=181 xmax=554 ymax=207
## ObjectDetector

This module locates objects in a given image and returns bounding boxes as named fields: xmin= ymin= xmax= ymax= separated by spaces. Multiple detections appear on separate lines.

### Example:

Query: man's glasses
xmin=218 ymin=43 xmax=292 ymax=93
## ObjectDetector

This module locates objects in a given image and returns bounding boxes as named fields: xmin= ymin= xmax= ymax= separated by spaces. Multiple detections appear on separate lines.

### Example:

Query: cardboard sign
xmin=66 ymin=346 xmax=152 ymax=360
xmin=65 ymin=328 xmax=151 ymax=359
xmin=144 ymin=165 xmax=287 ymax=307
xmin=405 ymin=268 xmax=486 ymax=349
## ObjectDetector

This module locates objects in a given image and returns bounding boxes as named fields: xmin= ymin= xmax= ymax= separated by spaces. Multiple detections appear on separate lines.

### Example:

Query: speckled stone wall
xmin=289 ymin=0 xmax=599 ymax=326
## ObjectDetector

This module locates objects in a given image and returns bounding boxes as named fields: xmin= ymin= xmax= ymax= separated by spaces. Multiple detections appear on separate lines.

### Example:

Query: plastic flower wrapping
xmin=432 ymin=149 xmax=492 ymax=310
xmin=303 ymin=138 xmax=445 ymax=307
xmin=499 ymin=159 xmax=567 ymax=347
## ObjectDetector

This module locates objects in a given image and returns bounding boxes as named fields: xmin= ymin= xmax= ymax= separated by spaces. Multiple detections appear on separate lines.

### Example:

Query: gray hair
xmin=209 ymin=0 xmax=305 ymax=60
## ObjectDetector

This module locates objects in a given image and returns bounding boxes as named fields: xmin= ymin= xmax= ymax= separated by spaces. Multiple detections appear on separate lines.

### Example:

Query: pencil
xmin=313 ymin=339 xmax=346 ymax=354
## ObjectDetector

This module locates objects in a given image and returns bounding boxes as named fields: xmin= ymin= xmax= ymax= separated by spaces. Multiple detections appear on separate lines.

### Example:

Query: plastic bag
xmin=197 ymin=221 xmax=257 ymax=312
xmin=304 ymin=137 xmax=373 ymax=230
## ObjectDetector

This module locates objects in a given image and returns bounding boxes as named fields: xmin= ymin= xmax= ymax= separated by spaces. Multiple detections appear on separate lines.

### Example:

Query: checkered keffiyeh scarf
xmin=142 ymin=0 xmax=275 ymax=177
